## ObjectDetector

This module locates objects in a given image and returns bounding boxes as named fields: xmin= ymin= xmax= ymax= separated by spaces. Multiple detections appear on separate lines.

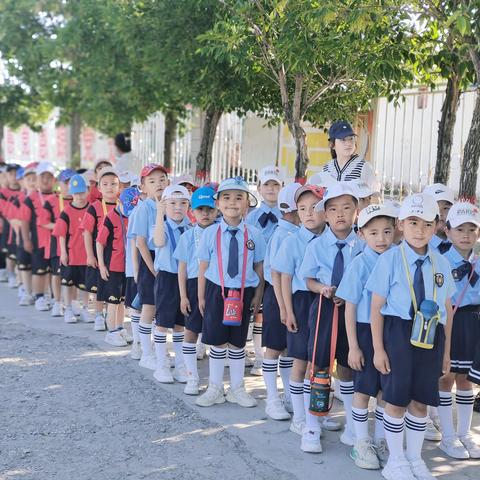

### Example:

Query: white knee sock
xmin=352 ymin=407 xmax=369 ymax=441
xmin=383 ymin=413 xmax=405 ymax=462
xmin=229 ymin=348 xmax=246 ymax=389
xmin=456 ymin=390 xmax=475 ymax=437
xmin=374 ymin=406 xmax=385 ymax=441
xmin=438 ymin=391 xmax=455 ymax=439
xmin=253 ymin=322 xmax=263 ymax=360
xmin=339 ymin=381 xmax=354 ymax=432
xmin=138 ymin=321 xmax=152 ymax=357
xmin=154 ymin=332 xmax=167 ymax=368
xmin=279 ymin=356 xmax=293 ymax=400
xmin=182 ymin=342 xmax=198 ymax=381
xmin=172 ymin=331 xmax=184 ymax=368
xmin=290 ymin=380 xmax=305 ymax=424
xmin=130 ymin=312 xmax=140 ymax=344
xmin=209 ymin=347 xmax=227 ymax=387
xmin=262 ymin=358 xmax=279 ymax=401
xmin=304 ymin=379 xmax=320 ymax=431
xmin=405 ymin=412 xmax=427 ymax=462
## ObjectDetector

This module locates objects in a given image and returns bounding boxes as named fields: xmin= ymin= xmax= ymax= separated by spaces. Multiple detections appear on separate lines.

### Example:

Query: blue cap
xmin=191 ymin=187 xmax=216 ymax=210
xmin=119 ymin=186 xmax=140 ymax=217
xmin=213 ymin=176 xmax=258 ymax=207
xmin=58 ymin=168 xmax=76 ymax=183
xmin=68 ymin=174 xmax=88 ymax=194
xmin=328 ymin=120 xmax=356 ymax=140
xmin=16 ymin=167 xmax=25 ymax=180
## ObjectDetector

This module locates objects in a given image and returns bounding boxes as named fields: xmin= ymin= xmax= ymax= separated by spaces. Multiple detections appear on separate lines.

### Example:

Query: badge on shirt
xmin=246 ymin=239 xmax=255 ymax=251
xmin=452 ymin=269 xmax=459 ymax=281
xmin=434 ymin=273 xmax=444 ymax=287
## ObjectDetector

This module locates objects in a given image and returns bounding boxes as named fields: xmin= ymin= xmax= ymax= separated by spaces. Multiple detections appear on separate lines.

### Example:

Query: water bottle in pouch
xmin=222 ymin=289 xmax=243 ymax=326
xmin=309 ymin=370 xmax=332 ymax=416
xmin=410 ymin=299 xmax=440 ymax=350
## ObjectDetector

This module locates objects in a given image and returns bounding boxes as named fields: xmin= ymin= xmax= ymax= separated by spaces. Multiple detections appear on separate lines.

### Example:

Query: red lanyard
xmin=216 ymin=226 xmax=249 ymax=302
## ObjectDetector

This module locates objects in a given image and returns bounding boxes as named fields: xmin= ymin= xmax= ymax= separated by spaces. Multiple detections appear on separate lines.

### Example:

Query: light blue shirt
xmin=125 ymin=201 xmax=142 ymax=277
xmin=131 ymin=198 xmax=157 ymax=251
xmin=197 ymin=218 xmax=266 ymax=288
xmin=300 ymin=227 xmax=363 ymax=284
xmin=246 ymin=201 xmax=282 ymax=241
xmin=272 ymin=225 xmax=318 ymax=293
xmin=153 ymin=216 xmax=191 ymax=274
xmin=174 ymin=224 xmax=208 ymax=279
xmin=443 ymin=246 xmax=480 ymax=307
xmin=336 ymin=246 xmax=381 ymax=324
xmin=366 ymin=240 xmax=455 ymax=324
xmin=264 ymin=219 xmax=299 ymax=284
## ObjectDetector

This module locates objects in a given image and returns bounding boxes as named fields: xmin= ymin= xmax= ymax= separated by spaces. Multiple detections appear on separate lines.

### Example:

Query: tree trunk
xmin=284 ymin=114 xmax=309 ymax=183
xmin=0 ymin=122 xmax=4 ymax=163
xmin=459 ymin=89 xmax=480 ymax=201
xmin=163 ymin=110 xmax=177 ymax=172
xmin=70 ymin=112 xmax=82 ymax=169
xmin=195 ymin=108 xmax=222 ymax=184
xmin=434 ymin=74 xmax=461 ymax=184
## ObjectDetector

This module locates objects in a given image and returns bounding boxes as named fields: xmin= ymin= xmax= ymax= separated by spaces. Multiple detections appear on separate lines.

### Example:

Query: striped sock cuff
xmin=339 ymin=381 xmax=354 ymax=396
xmin=228 ymin=348 xmax=245 ymax=360
xmin=262 ymin=359 xmax=278 ymax=373
xmin=375 ymin=407 xmax=384 ymax=422
xmin=352 ymin=407 xmax=369 ymax=423
xmin=290 ymin=381 xmax=304 ymax=395
xmin=138 ymin=322 xmax=152 ymax=335
xmin=383 ymin=413 xmax=404 ymax=433
xmin=172 ymin=332 xmax=184 ymax=343
xmin=405 ymin=413 xmax=427 ymax=432
xmin=253 ymin=324 xmax=262 ymax=335
xmin=130 ymin=314 xmax=140 ymax=323
xmin=154 ymin=333 xmax=167 ymax=344
xmin=182 ymin=342 xmax=197 ymax=355
xmin=210 ymin=347 xmax=227 ymax=360
xmin=439 ymin=391 xmax=453 ymax=406
xmin=456 ymin=390 xmax=475 ymax=405
xmin=279 ymin=356 xmax=294 ymax=369
xmin=303 ymin=379 xmax=311 ymax=394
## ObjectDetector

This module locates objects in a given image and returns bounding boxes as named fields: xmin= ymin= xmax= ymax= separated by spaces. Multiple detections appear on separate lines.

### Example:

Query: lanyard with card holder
xmin=216 ymin=226 xmax=248 ymax=327
xmin=452 ymin=257 xmax=478 ymax=316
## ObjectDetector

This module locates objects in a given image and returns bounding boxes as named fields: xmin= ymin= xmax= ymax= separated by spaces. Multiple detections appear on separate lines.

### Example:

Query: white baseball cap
xmin=308 ymin=172 xmax=338 ymax=188
xmin=161 ymin=184 xmax=191 ymax=201
xmin=36 ymin=162 xmax=56 ymax=176
xmin=398 ymin=193 xmax=439 ymax=221
xmin=446 ymin=201 xmax=480 ymax=228
xmin=214 ymin=176 xmax=258 ymax=207
xmin=351 ymin=179 xmax=378 ymax=199
xmin=358 ymin=203 xmax=398 ymax=229
xmin=314 ymin=182 xmax=359 ymax=212
xmin=423 ymin=183 xmax=455 ymax=204
xmin=258 ymin=166 xmax=284 ymax=185
xmin=118 ymin=170 xmax=137 ymax=184
xmin=97 ymin=167 xmax=119 ymax=182
xmin=278 ymin=183 xmax=302 ymax=213
xmin=173 ymin=173 xmax=195 ymax=186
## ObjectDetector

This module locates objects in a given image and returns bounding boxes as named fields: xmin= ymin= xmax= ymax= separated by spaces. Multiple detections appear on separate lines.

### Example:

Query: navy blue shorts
xmin=31 ymin=248 xmax=49 ymax=276
xmin=154 ymin=270 xmax=185 ymax=328
xmin=467 ymin=343 xmax=480 ymax=385
xmin=96 ymin=275 xmax=109 ymax=302
xmin=137 ymin=250 xmax=155 ymax=306
xmin=185 ymin=278 xmax=202 ymax=334
xmin=202 ymin=279 xmax=255 ymax=348
xmin=287 ymin=290 xmax=315 ymax=361
xmin=450 ymin=305 xmax=480 ymax=374
xmin=124 ymin=277 xmax=137 ymax=309
xmin=49 ymin=256 xmax=60 ymax=276
xmin=16 ymin=246 xmax=31 ymax=271
xmin=354 ymin=323 xmax=381 ymax=397
xmin=61 ymin=265 xmax=87 ymax=290
xmin=85 ymin=266 xmax=99 ymax=293
xmin=0 ymin=249 xmax=5 ymax=269
xmin=6 ymin=229 xmax=17 ymax=260
xmin=262 ymin=282 xmax=287 ymax=351
xmin=97 ymin=271 xmax=126 ymax=304
xmin=381 ymin=315 xmax=445 ymax=407
xmin=308 ymin=295 xmax=349 ymax=369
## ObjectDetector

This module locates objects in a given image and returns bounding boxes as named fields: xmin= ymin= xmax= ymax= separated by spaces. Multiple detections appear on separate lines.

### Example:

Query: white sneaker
xmin=79 ymin=308 xmax=94 ymax=323
xmin=250 ymin=358 xmax=263 ymax=376
xmin=196 ymin=384 xmax=225 ymax=407
xmin=244 ymin=355 xmax=254 ymax=368
xmin=130 ymin=342 xmax=142 ymax=360
xmin=424 ymin=418 xmax=441 ymax=441
xmin=459 ymin=434 xmax=480 ymax=459
xmin=105 ymin=330 xmax=128 ymax=347
xmin=282 ymin=394 xmax=294 ymax=414
xmin=289 ymin=418 xmax=305 ymax=435
xmin=0 ymin=269 xmax=8 ymax=282
xmin=173 ymin=365 xmax=188 ymax=383
xmin=51 ymin=302 xmax=63 ymax=317
xmin=64 ymin=307 xmax=77 ymax=324
xmin=184 ymin=379 xmax=199 ymax=395
xmin=266 ymin=397 xmax=291 ymax=420
xmin=18 ymin=285 xmax=25 ymax=298
xmin=139 ymin=353 xmax=157 ymax=370
xmin=153 ymin=365 xmax=174 ymax=383
xmin=8 ymin=276 xmax=17 ymax=288
xmin=71 ymin=301 xmax=82 ymax=316
xmin=321 ymin=415 xmax=342 ymax=431
xmin=340 ymin=426 xmax=356 ymax=446
xmin=301 ymin=429 xmax=322 ymax=453
xmin=408 ymin=458 xmax=435 ymax=480
xmin=374 ymin=438 xmax=389 ymax=467
xmin=19 ymin=293 xmax=34 ymax=306
xmin=118 ymin=327 xmax=133 ymax=343
xmin=34 ymin=296 xmax=49 ymax=312
xmin=226 ymin=383 xmax=257 ymax=407
xmin=94 ymin=315 xmax=106 ymax=331
xmin=382 ymin=459 xmax=416 ymax=480
xmin=439 ymin=436 xmax=469 ymax=459
xmin=196 ymin=342 xmax=207 ymax=360
xmin=350 ymin=438 xmax=380 ymax=469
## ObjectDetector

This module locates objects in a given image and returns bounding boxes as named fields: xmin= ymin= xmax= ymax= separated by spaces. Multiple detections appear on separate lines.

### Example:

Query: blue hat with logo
xmin=119 ymin=186 xmax=141 ymax=217
xmin=58 ymin=168 xmax=76 ymax=183
xmin=213 ymin=176 xmax=258 ymax=207
xmin=328 ymin=120 xmax=357 ymax=140
xmin=68 ymin=174 xmax=88 ymax=195
xmin=191 ymin=186 xmax=216 ymax=210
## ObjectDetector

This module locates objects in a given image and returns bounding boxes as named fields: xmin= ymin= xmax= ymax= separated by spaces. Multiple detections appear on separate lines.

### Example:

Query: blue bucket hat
xmin=68 ymin=174 xmax=88 ymax=195
xmin=119 ymin=186 xmax=141 ymax=217
xmin=213 ymin=176 xmax=258 ymax=207
xmin=58 ymin=168 xmax=76 ymax=183
xmin=191 ymin=186 xmax=216 ymax=210
xmin=328 ymin=120 xmax=357 ymax=140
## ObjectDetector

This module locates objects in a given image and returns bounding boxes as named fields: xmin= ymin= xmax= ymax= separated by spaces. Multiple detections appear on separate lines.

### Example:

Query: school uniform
xmin=197 ymin=218 xmax=266 ymax=348
xmin=35 ymin=192 xmax=58 ymax=269
xmin=246 ymin=201 xmax=281 ymax=241
xmin=124 ymin=203 xmax=140 ymax=309
xmin=54 ymin=203 xmax=89 ymax=290
xmin=443 ymin=246 xmax=480 ymax=384
xmin=300 ymin=227 xmax=363 ymax=369
xmin=173 ymin=224 xmax=207 ymax=334
xmin=96 ymin=208 xmax=128 ymax=304
xmin=130 ymin=198 xmax=157 ymax=306
xmin=9 ymin=190 xmax=31 ymax=270
xmin=271 ymin=225 xmax=317 ymax=360
xmin=336 ymin=246 xmax=384 ymax=397
xmin=1 ymin=187 xmax=23 ymax=260
xmin=153 ymin=216 xmax=191 ymax=328
xmin=430 ymin=234 xmax=452 ymax=254
xmin=366 ymin=240 xmax=455 ymax=407
xmin=263 ymin=219 xmax=299 ymax=351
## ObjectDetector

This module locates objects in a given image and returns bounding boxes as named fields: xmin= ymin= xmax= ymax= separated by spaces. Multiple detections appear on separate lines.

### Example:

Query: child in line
xmin=152 ymin=184 xmax=191 ymax=383
xmin=174 ymin=186 xmax=218 ymax=395
xmin=196 ymin=177 xmax=266 ymax=408
xmin=336 ymin=203 xmax=398 ymax=469
xmin=367 ymin=192 xmax=454 ymax=480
